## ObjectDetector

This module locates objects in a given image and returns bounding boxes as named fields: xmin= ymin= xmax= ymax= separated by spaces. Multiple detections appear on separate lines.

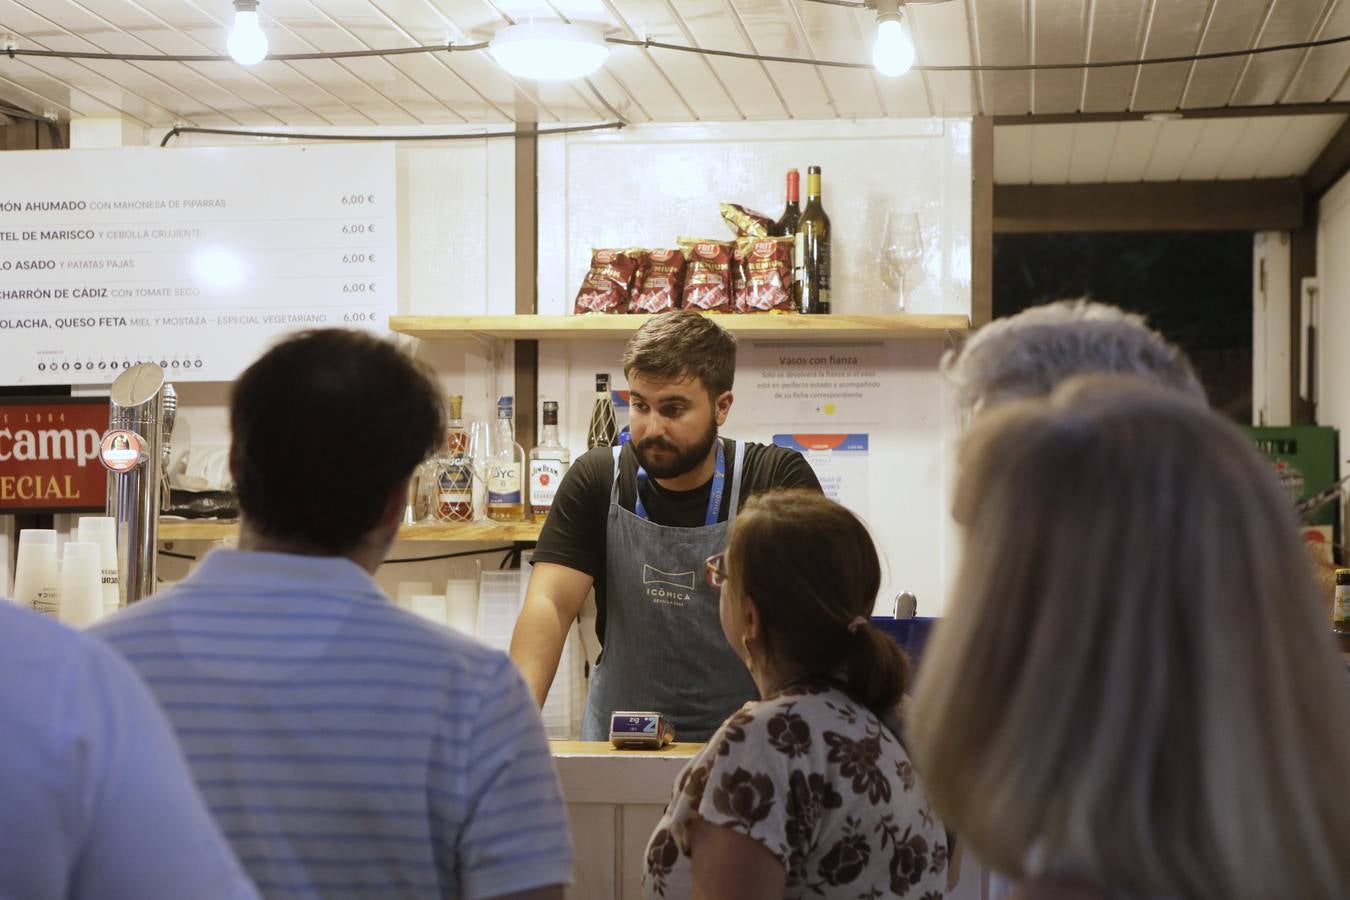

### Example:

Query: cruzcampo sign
xmin=0 ymin=397 xmax=107 ymax=513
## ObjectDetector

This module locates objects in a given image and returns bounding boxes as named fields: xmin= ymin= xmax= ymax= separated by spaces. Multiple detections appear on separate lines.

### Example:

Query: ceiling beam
xmin=1302 ymin=117 xmax=1350 ymax=197
xmin=994 ymin=179 xmax=1305 ymax=233
xmin=993 ymin=102 xmax=1350 ymax=126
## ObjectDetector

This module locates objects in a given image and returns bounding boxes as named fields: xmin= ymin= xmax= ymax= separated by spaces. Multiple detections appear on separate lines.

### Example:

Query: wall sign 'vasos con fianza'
xmin=0 ymin=398 xmax=108 ymax=513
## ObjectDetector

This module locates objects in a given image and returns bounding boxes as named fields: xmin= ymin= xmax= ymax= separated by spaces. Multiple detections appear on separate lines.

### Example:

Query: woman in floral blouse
xmin=642 ymin=490 xmax=949 ymax=900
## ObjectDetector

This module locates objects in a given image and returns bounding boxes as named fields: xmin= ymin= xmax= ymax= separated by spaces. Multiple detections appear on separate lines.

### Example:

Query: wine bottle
xmin=587 ymin=374 xmax=619 ymax=449
xmin=773 ymin=168 xmax=801 ymax=237
xmin=794 ymin=165 xmax=831 ymax=315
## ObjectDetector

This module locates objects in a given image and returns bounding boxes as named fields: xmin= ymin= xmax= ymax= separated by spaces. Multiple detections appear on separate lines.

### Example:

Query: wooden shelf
xmin=158 ymin=520 xmax=542 ymax=542
xmin=389 ymin=312 xmax=968 ymax=342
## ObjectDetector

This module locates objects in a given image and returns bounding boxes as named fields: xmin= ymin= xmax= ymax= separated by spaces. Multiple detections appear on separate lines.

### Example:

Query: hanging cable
xmin=159 ymin=119 xmax=623 ymax=147
xmin=4 ymin=32 xmax=1350 ymax=74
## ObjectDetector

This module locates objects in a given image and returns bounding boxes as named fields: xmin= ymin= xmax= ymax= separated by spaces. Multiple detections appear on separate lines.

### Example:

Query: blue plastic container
xmin=870 ymin=616 xmax=938 ymax=673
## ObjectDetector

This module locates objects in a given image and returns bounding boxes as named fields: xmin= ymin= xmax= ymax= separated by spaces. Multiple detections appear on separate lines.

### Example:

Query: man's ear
xmin=715 ymin=390 xmax=734 ymax=427
xmin=380 ymin=479 xmax=410 ymax=529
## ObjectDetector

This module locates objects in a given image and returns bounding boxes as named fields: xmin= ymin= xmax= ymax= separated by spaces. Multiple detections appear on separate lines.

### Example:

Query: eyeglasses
xmin=705 ymin=552 xmax=728 ymax=589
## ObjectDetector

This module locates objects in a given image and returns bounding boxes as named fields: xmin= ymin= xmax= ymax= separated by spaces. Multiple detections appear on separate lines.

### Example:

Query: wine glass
xmin=466 ymin=419 xmax=493 ymax=521
xmin=878 ymin=211 xmax=924 ymax=311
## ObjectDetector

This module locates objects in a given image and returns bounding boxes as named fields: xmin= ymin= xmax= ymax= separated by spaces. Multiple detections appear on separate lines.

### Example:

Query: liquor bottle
xmin=486 ymin=396 xmax=525 ymax=522
xmin=773 ymin=168 xmax=801 ymax=237
xmin=793 ymin=165 xmax=831 ymax=314
xmin=529 ymin=400 xmax=571 ymax=522
xmin=587 ymin=374 xmax=620 ymax=449
xmin=433 ymin=395 xmax=473 ymax=522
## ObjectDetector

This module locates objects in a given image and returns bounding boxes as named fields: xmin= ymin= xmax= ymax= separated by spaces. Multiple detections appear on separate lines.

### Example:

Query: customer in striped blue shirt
xmin=94 ymin=329 xmax=573 ymax=900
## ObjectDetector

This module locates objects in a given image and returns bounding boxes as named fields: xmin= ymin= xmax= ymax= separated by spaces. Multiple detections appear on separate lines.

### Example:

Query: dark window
xmin=994 ymin=232 xmax=1253 ymax=422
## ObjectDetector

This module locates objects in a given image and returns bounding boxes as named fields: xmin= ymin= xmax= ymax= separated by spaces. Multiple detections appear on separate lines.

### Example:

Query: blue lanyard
xmin=634 ymin=439 xmax=726 ymax=527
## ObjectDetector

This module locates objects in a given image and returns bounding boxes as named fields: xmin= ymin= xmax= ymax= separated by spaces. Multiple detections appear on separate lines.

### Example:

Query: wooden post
xmin=971 ymin=116 xmax=994 ymax=328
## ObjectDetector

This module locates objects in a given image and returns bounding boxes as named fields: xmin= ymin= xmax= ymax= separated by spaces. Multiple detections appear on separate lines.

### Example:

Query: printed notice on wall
xmin=772 ymin=434 xmax=870 ymax=517
xmin=0 ymin=143 xmax=397 ymax=385
xmin=736 ymin=341 xmax=889 ymax=428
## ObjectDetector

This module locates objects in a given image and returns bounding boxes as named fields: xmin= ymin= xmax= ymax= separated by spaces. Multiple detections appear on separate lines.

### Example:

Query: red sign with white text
xmin=0 ymin=398 xmax=107 ymax=512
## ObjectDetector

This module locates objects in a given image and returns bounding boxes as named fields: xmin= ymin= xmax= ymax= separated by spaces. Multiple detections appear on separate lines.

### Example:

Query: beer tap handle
xmin=160 ymin=383 xmax=177 ymax=512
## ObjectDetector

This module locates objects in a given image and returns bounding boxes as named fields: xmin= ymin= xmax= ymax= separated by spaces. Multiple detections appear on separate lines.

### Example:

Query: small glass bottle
xmin=529 ymin=400 xmax=571 ymax=522
xmin=486 ymin=396 xmax=525 ymax=522
xmin=434 ymin=395 xmax=474 ymax=522
xmin=587 ymin=374 xmax=619 ymax=450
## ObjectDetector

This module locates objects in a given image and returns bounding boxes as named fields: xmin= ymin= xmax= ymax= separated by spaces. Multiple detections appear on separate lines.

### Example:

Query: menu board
xmin=0 ymin=143 xmax=397 ymax=385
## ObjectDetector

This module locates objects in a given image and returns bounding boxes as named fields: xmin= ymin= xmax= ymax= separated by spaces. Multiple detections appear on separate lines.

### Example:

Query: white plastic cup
xmin=77 ymin=517 xmax=121 ymax=615
xmin=0 ymin=533 xmax=11 ymax=600
xmin=409 ymin=594 xmax=449 ymax=627
xmin=445 ymin=558 xmax=480 ymax=636
xmin=13 ymin=529 xmax=59 ymax=616
xmin=395 ymin=581 xmax=433 ymax=611
xmin=59 ymin=542 xmax=103 ymax=628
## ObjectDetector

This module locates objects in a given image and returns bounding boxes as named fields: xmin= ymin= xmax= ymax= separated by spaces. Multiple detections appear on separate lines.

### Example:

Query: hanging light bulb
xmin=227 ymin=0 xmax=269 ymax=66
xmin=488 ymin=22 xmax=609 ymax=81
xmin=873 ymin=0 xmax=916 ymax=78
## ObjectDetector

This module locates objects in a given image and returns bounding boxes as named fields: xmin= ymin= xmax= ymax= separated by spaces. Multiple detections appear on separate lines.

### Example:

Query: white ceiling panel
xmin=1078 ymin=0 xmax=1147 ymax=113
xmin=1139 ymin=118 xmax=1207 ymax=179
xmin=1255 ymin=111 xmax=1344 ymax=172
xmin=0 ymin=0 xmax=1345 ymax=129
xmin=1031 ymin=121 xmax=1077 ymax=182
xmin=1230 ymin=0 xmax=1334 ymax=107
xmin=1102 ymin=119 xmax=1159 ymax=181
xmin=995 ymin=121 xmax=1033 ymax=183
xmin=1178 ymin=117 xmax=1252 ymax=178
xmin=1066 ymin=119 xmax=1114 ymax=181
xmin=992 ymin=113 xmax=1346 ymax=184
xmin=1130 ymin=1 xmax=1212 ymax=112
xmin=1030 ymin=0 xmax=1089 ymax=115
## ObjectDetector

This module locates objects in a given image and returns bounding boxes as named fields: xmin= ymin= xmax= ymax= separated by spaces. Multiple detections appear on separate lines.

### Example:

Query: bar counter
xmin=550 ymin=740 xmax=700 ymax=899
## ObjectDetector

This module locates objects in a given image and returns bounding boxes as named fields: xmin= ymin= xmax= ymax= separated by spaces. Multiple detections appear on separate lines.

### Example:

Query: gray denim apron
xmin=580 ymin=440 xmax=758 ymax=742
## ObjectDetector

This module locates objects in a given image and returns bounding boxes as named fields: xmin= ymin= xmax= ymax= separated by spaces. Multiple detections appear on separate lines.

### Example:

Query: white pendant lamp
xmin=227 ymin=0 xmax=269 ymax=66
xmin=488 ymin=21 xmax=609 ymax=81
xmin=873 ymin=0 xmax=916 ymax=78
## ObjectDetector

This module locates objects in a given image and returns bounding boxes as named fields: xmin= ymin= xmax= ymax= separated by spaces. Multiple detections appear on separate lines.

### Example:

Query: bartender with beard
xmin=509 ymin=311 xmax=822 ymax=741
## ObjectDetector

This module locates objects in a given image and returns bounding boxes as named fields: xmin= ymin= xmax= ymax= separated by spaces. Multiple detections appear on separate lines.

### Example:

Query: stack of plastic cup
xmin=77 ymin=517 xmax=121 ymax=616
xmin=13 ymin=529 xmax=59 ymax=616
xmin=59 ymin=542 xmax=103 ymax=628
xmin=0 ymin=533 xmax=11 ymax=600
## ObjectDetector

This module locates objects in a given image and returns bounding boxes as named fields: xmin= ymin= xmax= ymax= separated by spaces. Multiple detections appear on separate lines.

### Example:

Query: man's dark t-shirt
xmin=531 ymin=437 xmax=822 ymax=646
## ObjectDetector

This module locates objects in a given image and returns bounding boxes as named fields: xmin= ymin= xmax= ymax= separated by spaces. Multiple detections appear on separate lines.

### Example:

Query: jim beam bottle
xmin=486 ymin=396 xmax=525 ymax=522
xmin=793 ymin=165 xmax=831 ymax=314
xmin=434 ymin=395 xmax=473 ymax=522
xmin=529 ymin=400 xmax=570 ymax=522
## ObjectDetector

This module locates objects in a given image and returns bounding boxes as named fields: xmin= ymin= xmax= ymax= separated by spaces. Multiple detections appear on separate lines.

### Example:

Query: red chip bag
xmin=678 ymin=238 xmax=735 ymax=313
xmin=573 ymin=248 xmax=638 ymax=314
xmin=734 ymin=236 xmax=795 ymax=313
xmin=720 ymin=203 xmax=774 ymax=238
xmin=631 ymin=249 xmax=688 ymax=314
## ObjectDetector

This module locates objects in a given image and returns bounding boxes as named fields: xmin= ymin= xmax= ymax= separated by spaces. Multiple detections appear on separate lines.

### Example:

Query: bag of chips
xmin=573 ymin=248 xmax=639 ymax=314
xmin=631 ymin=249 xmax=688 ymax=314
xmin=734 ymin=236 xmax=795 ymax=313
xmin=720 ymin=202 xmax=774 ymax=238
xmin=678 ymin=238 xmax=736 ymax=313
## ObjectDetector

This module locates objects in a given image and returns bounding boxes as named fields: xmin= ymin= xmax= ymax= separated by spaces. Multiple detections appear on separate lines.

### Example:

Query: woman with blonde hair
xmin=643 ymin=490 xmax=950 ymax=900
xmin=911 ymin=376 xmax=1350 ymax=900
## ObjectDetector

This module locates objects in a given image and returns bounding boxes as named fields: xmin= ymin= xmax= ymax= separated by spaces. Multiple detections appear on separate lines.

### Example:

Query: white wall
xmin=536 ymin=120 xmax=973 ymax=615
xmin=1317 ymin=175 xmax=1350 ymax=441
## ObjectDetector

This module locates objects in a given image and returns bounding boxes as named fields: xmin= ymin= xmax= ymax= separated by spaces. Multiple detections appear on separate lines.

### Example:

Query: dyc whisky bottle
xmin=486 ymin=396 xmax=525 ymax=522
